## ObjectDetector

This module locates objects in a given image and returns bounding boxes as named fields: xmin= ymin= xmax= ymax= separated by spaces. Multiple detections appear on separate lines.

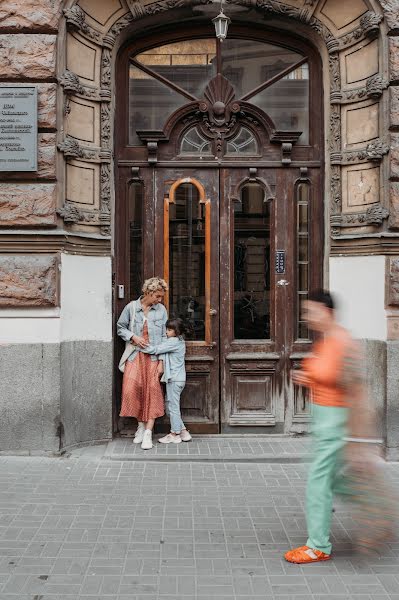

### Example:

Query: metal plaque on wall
xmin=0 ymin=85 xmax=37 ymax=172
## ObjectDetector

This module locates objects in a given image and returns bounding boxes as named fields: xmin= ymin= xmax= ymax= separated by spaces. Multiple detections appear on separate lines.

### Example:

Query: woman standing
xmin=117 ymin=277 xmax=168 ymax=450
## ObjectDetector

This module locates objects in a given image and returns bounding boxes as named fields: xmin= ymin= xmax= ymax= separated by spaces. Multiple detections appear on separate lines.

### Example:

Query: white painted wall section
xmin=0 ymin=318 xmax=60 ymax=344
xmin=330 ymin=255 xmax=386 ymax=341
xmin=60 ymin=254 xmax=112 ymax=342
xmin=0 ymin=255 xmax=113 ymax=343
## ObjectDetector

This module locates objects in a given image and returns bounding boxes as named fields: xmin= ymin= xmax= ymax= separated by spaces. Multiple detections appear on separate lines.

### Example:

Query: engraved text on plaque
xmin=0 ymin=86 xmax=37 ymax=172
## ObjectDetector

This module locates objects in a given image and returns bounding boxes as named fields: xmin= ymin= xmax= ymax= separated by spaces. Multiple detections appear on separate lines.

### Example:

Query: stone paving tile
xmin=103 ymin=436 xmax=311 ymax=461
xmin=0 ymin=451 xmax=397 ymax=599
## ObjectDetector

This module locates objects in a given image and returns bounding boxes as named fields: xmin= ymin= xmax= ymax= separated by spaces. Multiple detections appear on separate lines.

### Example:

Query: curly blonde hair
xmin=142 ymin=277 xmax=168 ymax=295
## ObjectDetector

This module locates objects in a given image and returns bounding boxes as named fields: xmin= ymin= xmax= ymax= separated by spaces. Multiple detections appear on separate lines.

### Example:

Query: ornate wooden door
xmin=219 ymin=166 xmax=322 ymax=432
xmin=115 ymin=25 xmax=323 ymax=434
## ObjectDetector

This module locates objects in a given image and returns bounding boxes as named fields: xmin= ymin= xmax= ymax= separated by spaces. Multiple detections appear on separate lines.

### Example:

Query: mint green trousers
xmin=306 ymin=404 xmax=351 ymax=555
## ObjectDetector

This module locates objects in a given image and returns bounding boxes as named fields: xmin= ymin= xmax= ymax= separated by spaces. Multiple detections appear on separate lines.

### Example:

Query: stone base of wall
xmin=60 ymin=340 xmax=113 ymax=450
xmin=386 ymin=341 xmax=399 ymax=461
xmin=0 ymin=339 xmax=397 ymax=457
xmin=0 ymin=341 xmax=113 ymax=453
xmin=0 ymin=343 xmax=60 ymax=453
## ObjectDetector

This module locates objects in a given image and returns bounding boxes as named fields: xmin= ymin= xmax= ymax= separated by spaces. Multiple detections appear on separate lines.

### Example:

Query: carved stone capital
xmin=59 ymin=70 xmax=100 ymax=100
xmin=360 ymin=11 xmax=384 ymax=38
xmin=57 ymin=202 xmax=81 ymax=224
xmin=103 ymin=13 xmax=134 ymax=48
xmin=57 ymin=136 xmax=96 ymax=160
xmin=340 ymin=75 xmax=389 ymax=103
xmin=63 ymin=5 xmax=101 ymax=42
xmin=59 ymin=70 xmax=83 ymax=95
xmin=340 ymin=12 xmax=383 ymax=48
xmin=343 ymin=139 xmax=390 ymax=164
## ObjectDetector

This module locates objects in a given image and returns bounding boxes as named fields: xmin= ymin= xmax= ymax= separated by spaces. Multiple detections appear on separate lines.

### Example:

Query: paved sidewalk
xmin=0 ymin=444 xmax=398 ymax=600
xmin=104 ymin=435 xmax=312 ymax=462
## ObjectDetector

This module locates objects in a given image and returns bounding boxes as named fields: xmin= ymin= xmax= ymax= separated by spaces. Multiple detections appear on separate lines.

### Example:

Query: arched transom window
xmin=129 ymin=38 xmax=310 ymax=150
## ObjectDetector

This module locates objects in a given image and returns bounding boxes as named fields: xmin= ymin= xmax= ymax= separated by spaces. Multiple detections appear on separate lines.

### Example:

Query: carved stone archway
xmin=58 ymin=0 xmax=393 ymax=243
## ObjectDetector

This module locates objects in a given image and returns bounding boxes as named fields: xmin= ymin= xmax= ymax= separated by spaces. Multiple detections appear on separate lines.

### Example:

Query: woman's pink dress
xmin=120 ymin=322 xmax=165 ymax=421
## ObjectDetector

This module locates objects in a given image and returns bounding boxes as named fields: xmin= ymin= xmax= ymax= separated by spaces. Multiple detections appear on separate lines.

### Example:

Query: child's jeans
xmin=165 ymin=381 xmax=185 ymax=433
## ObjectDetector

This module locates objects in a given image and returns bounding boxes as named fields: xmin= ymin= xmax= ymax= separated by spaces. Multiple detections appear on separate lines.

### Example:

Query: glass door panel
xmin=167 ymin=182 xmax=207 ymax=341
xmin=234 ymin=182 xmax=271 ymax=340
xmin=155 ymin=168 xmax=220 ymax=432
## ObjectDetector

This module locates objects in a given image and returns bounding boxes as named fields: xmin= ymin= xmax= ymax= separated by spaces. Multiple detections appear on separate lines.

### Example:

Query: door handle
xmin=277 ymin=279 xmax=289 ymax=287
xmin=209 ymin=308 xmax=218 ymax=316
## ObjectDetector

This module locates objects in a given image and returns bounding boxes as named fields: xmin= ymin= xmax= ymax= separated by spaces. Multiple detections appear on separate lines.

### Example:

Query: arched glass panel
xmin=222 ymin=39 xmax=304 ymax=98
xmin=226 ymin=127 xmax=258 ymax=156
xmin=128 ymin=181 xmax=144 ymax=299
xmin=129 ymin=65 xmax=188 ymax=145
xmin=296 ymin=181 xmax=310 ymax=339
xmin=180 ymin=127 xmax=213 ymax=156
xmin=250 ymin=63 xmax=309 ymax=144
xmin=234 ymin=183 xmax=270 ymax=339
xmin=136 ymin=40 xmax=217 ymax=98
xmin=129 ymin=37 xmax=311 ymax=146
xmin=168 ymin=183 xmax=206 ymax=341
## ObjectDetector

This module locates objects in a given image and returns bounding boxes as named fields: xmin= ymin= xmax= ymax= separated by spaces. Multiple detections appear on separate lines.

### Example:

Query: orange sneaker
xmin=284 ymin=545 xmax=331 ymax=564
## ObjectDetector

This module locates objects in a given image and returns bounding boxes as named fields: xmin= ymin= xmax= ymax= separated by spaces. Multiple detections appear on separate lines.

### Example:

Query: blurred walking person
xmin=284 ymin=290 xmax=390 ymax=564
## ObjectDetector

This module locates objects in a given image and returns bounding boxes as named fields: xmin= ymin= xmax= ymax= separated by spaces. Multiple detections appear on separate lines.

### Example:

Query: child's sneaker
xmin=159 ymin=433 xmax=182 ymax=444
xmin=180 ymin=429 xmax=192 ymax=442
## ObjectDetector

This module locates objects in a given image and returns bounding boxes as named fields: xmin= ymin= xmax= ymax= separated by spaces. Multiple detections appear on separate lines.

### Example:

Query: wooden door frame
xmin=113 ymin=21 xmax=324 ymax=435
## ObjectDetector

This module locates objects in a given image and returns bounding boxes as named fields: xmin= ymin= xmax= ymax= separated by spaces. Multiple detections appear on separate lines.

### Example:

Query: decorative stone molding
xmin=57 ymin=203 xmax=81 ymax=224
xmin=59 ymin=69 xmax=84 ymax=95
xmin=59 ymin=70 xmax=100 ymax=100
xmin=341 ymin=140 xmax=390 ymax=164
xmin=59 ymin=0 xmax=388 ymax=238
xmin=63 ymin=5 xmax=101 ymax=42
xmin=100 ymin=164 xmax=111 ymax=236
xmin=329 ymin=105 xmax=341 ymax=160
xmin=388 ymin=257 xmax=399 ymax=305
xmin=57 ymin=203 xmax=99 ymax=224
xmin=57 ymin=136 xmax=97 ymax=161
xmin=329 ymin=53 xmax=341 ymax=102
xmin=340 ymin=12 xmax=383 ymax=49
xmin=331 ymin=205 xmax=389 ymax=230
xmin=339 ymin=75 xmax=389 ymax=104
xmin=330 ymin=166 xmax=342 ymax=216
xmin=103 ymin=13 xmax=134 ymax=49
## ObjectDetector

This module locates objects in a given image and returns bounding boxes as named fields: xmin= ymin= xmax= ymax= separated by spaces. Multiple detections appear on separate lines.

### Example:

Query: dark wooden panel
xmin=181 ymin=372 xmax=211 ymax=420
xmin=229 ymin=361 xmax=277 ymax=426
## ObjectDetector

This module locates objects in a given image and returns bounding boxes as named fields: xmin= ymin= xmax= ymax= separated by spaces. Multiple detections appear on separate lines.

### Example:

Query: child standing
xmin=139 ymin=318 xmax=191 ymax=444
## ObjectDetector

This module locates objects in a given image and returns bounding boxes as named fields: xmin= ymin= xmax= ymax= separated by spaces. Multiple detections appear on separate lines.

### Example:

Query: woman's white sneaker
xmin=133 ymin=422 xmax=145 ymax=444
xmin=180 ymin=429 xmax=192 ymax=442
xmin=141 ymin=429 xmax=153 ymax=450
xmin=159 ymin=433 xmax=182 ymax=444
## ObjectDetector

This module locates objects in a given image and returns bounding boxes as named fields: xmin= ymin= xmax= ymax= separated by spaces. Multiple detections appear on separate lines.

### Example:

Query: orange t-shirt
xmin=301 ymin=332 xmax=354 ymax=408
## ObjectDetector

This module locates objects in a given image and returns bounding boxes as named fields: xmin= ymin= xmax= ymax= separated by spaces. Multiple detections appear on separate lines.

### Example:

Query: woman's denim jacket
xmin=117 ymin=298 xmax=168 ymax=363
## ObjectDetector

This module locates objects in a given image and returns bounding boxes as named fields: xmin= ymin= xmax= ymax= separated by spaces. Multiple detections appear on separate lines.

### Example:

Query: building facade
xmin=1 ymin=0 xmax=399 ymax=456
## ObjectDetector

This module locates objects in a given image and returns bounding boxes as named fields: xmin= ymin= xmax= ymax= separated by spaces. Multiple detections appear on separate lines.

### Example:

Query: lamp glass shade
xmin=212 ymin=11 xmax=231 ymax=41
